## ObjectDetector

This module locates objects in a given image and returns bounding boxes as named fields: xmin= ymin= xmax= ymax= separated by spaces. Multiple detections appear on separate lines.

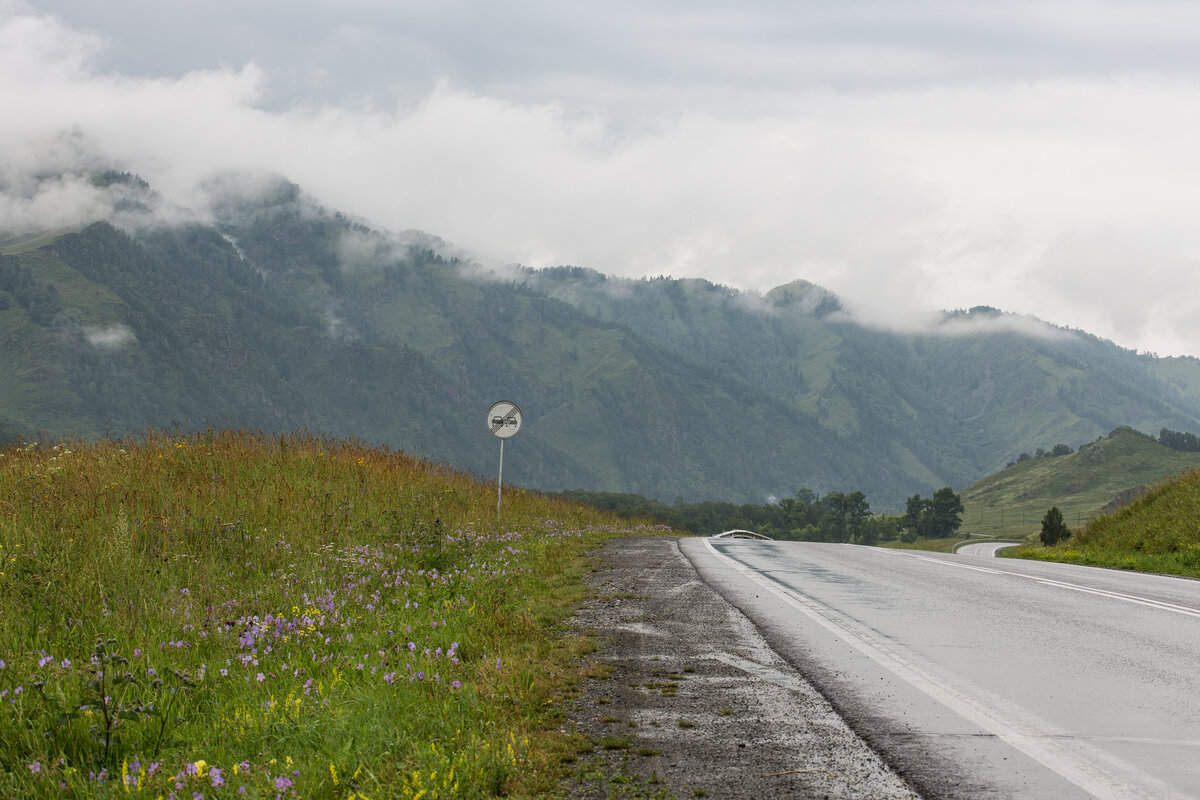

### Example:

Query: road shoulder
xmin=560 ymin=534 xmax=920 ymax=799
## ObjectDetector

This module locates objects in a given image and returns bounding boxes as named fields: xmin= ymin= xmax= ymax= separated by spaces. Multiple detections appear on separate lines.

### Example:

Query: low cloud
xmin=0 ymin=171 xmax=110 ymax=234
xmin=83 ymin=323 xmax=135 ymax=350
xmin=335 ymin=229 xmax=404 ymax=275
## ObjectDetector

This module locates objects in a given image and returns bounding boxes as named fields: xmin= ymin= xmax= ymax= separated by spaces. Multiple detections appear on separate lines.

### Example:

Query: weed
xmin=0 ymin=430 xmax=670 ymax=797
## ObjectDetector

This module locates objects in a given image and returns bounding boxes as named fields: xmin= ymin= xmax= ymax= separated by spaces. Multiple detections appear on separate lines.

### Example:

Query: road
xmin=681 ymin=538 xmax=1200 ymax=799
xmin=955 ymin=541 xmax=1020 ymax=557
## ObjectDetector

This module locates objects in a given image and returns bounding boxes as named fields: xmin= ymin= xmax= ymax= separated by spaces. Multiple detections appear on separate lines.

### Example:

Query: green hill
xmin=1010 ymin=467 xmax=1200 ymax=577
xmin=959 ymin=427 xmax=1200 ymax=538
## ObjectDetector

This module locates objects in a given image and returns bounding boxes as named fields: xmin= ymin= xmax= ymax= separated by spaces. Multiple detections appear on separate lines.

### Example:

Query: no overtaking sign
xmin=487 ymin=401 xmax=522 ymax=439
xmin=488 ymin=401 xmax=522 ymax=517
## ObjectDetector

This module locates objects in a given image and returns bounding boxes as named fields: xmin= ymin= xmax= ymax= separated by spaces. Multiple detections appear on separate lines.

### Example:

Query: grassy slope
xmin=959 ymin=427 xmax=1200 ymax=538
xmin=1009 ymin=468 xmax=1200 ymax=577
xmin=0 ymin=430 xmax=662 ymax=797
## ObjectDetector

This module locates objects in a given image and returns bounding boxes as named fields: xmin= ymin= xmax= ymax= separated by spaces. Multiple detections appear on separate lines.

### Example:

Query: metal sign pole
xmin=497 ymin=438 xmax=505 ymax=519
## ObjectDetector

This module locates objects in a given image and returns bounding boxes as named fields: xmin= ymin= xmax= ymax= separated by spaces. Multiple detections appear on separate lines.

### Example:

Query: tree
xmin=1040 ymin=506 xmax=1070 ymax=546
xmin=900 ymin=493 xmax=930 ymax=540
xmin=927 ymin=487 xmax=965 ymax=538
xmin=821 ymin=490 xmax=870 ymax=543
xmin=899 ymin=488 xmax=963 ymax=540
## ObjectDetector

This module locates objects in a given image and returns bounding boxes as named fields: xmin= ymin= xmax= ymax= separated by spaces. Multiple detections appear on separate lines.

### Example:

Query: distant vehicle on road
xmin=711 ymin=529 xmax=772 ymax=540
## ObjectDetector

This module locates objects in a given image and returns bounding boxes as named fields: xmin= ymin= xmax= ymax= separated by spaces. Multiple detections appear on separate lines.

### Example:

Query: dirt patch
xmin=560 ymin=535 xmax=921 ymax=799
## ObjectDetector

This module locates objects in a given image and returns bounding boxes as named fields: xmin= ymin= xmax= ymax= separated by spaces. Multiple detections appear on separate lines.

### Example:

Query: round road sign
xmin=487 ymin=401 xmax=522 ymax=439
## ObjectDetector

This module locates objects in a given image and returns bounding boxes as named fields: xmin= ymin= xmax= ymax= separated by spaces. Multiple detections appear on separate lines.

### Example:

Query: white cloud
xmin=83 ymin=323 xmax=135 ymax=350
xmin=4 ymin=4 xmax=1200 ymax=356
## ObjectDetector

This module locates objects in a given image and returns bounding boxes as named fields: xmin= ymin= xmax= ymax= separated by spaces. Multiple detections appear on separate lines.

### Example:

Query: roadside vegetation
xmin=1009 ymin=469 xmax=1200 ymax=578
xmin=559 ymin=486 xmax=966 ymax=547
xmin=960 ymin=427 xmax=1200 ymax=539
xmin=0 ymin=429 xmax=662 ymax=798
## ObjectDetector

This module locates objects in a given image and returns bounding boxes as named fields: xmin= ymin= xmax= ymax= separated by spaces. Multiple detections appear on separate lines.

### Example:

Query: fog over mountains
xmin=2 ymin=172 xmax=1199 ymax=509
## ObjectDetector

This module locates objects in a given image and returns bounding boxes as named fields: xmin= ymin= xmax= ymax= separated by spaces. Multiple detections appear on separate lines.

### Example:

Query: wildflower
xmin=257 ymin=672 xmax=265 ymax=682
xmin=274 ymin=775 xmax=293 ymax=791
xmin=29 ymin=761 xmax=41 ymax=774
xmin=451 ymin=680 xmax=462 ymax=689
xmin=210 ymin=767 xmax=224 ymax=788
xmin=60 ymin=658 xmax=71 ymax=669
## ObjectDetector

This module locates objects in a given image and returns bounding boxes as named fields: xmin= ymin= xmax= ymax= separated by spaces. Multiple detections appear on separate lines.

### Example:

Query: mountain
xmin=958 ymin=427 xmax=1200 ymax=537
xmin=2 ymin=171 xmax=1200 ymax=509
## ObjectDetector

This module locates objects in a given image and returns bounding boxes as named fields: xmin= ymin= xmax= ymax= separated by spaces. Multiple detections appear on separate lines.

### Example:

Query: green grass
xmin=1010 ymin=469 xmax=1200 ymax=578
xmin=0 ymin=228 xmax=80 ymax=255
xmin=876 ymin=536 xmax=965 ymax=553
xmin=960 ymin=427 xmax=1200 ymax=539
xmin=0 ymin=429 xmax=664 ymax=797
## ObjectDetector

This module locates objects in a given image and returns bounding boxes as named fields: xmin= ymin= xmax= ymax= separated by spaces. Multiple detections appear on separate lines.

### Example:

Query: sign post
xmin=486 ymin=401 xmax=522 ymax=518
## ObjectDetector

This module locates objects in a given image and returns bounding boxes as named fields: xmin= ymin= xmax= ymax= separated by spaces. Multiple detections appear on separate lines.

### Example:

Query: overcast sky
xmin=5 ymin=1 xmax=1200 ymax=356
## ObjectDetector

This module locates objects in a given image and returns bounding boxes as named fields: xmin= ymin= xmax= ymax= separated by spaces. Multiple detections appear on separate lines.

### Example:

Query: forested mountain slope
xmin=2 ymin=173 xmax=1199 ymax=508
xmin=524 ymin=267 xmax=1200 ymax=485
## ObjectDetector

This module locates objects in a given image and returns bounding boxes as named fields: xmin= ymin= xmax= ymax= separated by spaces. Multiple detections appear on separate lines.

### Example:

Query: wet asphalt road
xmin=685 ymin=538 xmax=1200 ymax=799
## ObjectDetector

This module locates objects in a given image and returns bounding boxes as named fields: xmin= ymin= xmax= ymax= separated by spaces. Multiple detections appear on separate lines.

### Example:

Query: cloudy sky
xmin=4 ymin=1 xmax=1200 ymax=356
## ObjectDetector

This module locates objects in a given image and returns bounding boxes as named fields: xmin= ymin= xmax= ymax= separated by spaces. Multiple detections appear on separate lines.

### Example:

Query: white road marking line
xmin=905 ymin=553 xmax=1005 ymax=574
xmin=890 ymin=551 xmax=1200 ymax=619
xmin=705 ymin=539 xmax=1191 ymax=800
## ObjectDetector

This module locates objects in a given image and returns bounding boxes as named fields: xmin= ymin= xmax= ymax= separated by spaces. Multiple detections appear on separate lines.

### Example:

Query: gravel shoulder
xmin=560 ymin=535 xmax=921 ymax=799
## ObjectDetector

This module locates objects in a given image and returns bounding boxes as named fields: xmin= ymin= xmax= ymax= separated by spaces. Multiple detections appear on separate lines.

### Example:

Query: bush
xmin=1040 ymin=506 xmax=1070 ymax=546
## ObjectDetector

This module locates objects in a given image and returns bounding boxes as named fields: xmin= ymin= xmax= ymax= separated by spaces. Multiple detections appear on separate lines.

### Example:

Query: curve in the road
xmin=686 ymin=538 xmax=1200 ymax=800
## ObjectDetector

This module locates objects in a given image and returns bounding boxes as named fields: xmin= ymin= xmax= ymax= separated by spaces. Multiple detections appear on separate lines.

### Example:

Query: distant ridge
xmin=2 ymin=172 xmax=1200 ymax=508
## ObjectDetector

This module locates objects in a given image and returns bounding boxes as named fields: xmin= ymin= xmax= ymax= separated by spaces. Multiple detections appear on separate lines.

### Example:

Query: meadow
xmin=1010 ymin=468 xmax=1200 ymax=578
xmin=0 ymin=430 xmax=661 ymax=798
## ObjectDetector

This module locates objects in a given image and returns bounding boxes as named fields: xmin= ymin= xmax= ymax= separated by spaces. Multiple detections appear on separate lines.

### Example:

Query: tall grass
xmin=0 ymin=429 xmax=661 ymax=797
xmin=1011 ymin=469 xmax=1200 ymax=578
